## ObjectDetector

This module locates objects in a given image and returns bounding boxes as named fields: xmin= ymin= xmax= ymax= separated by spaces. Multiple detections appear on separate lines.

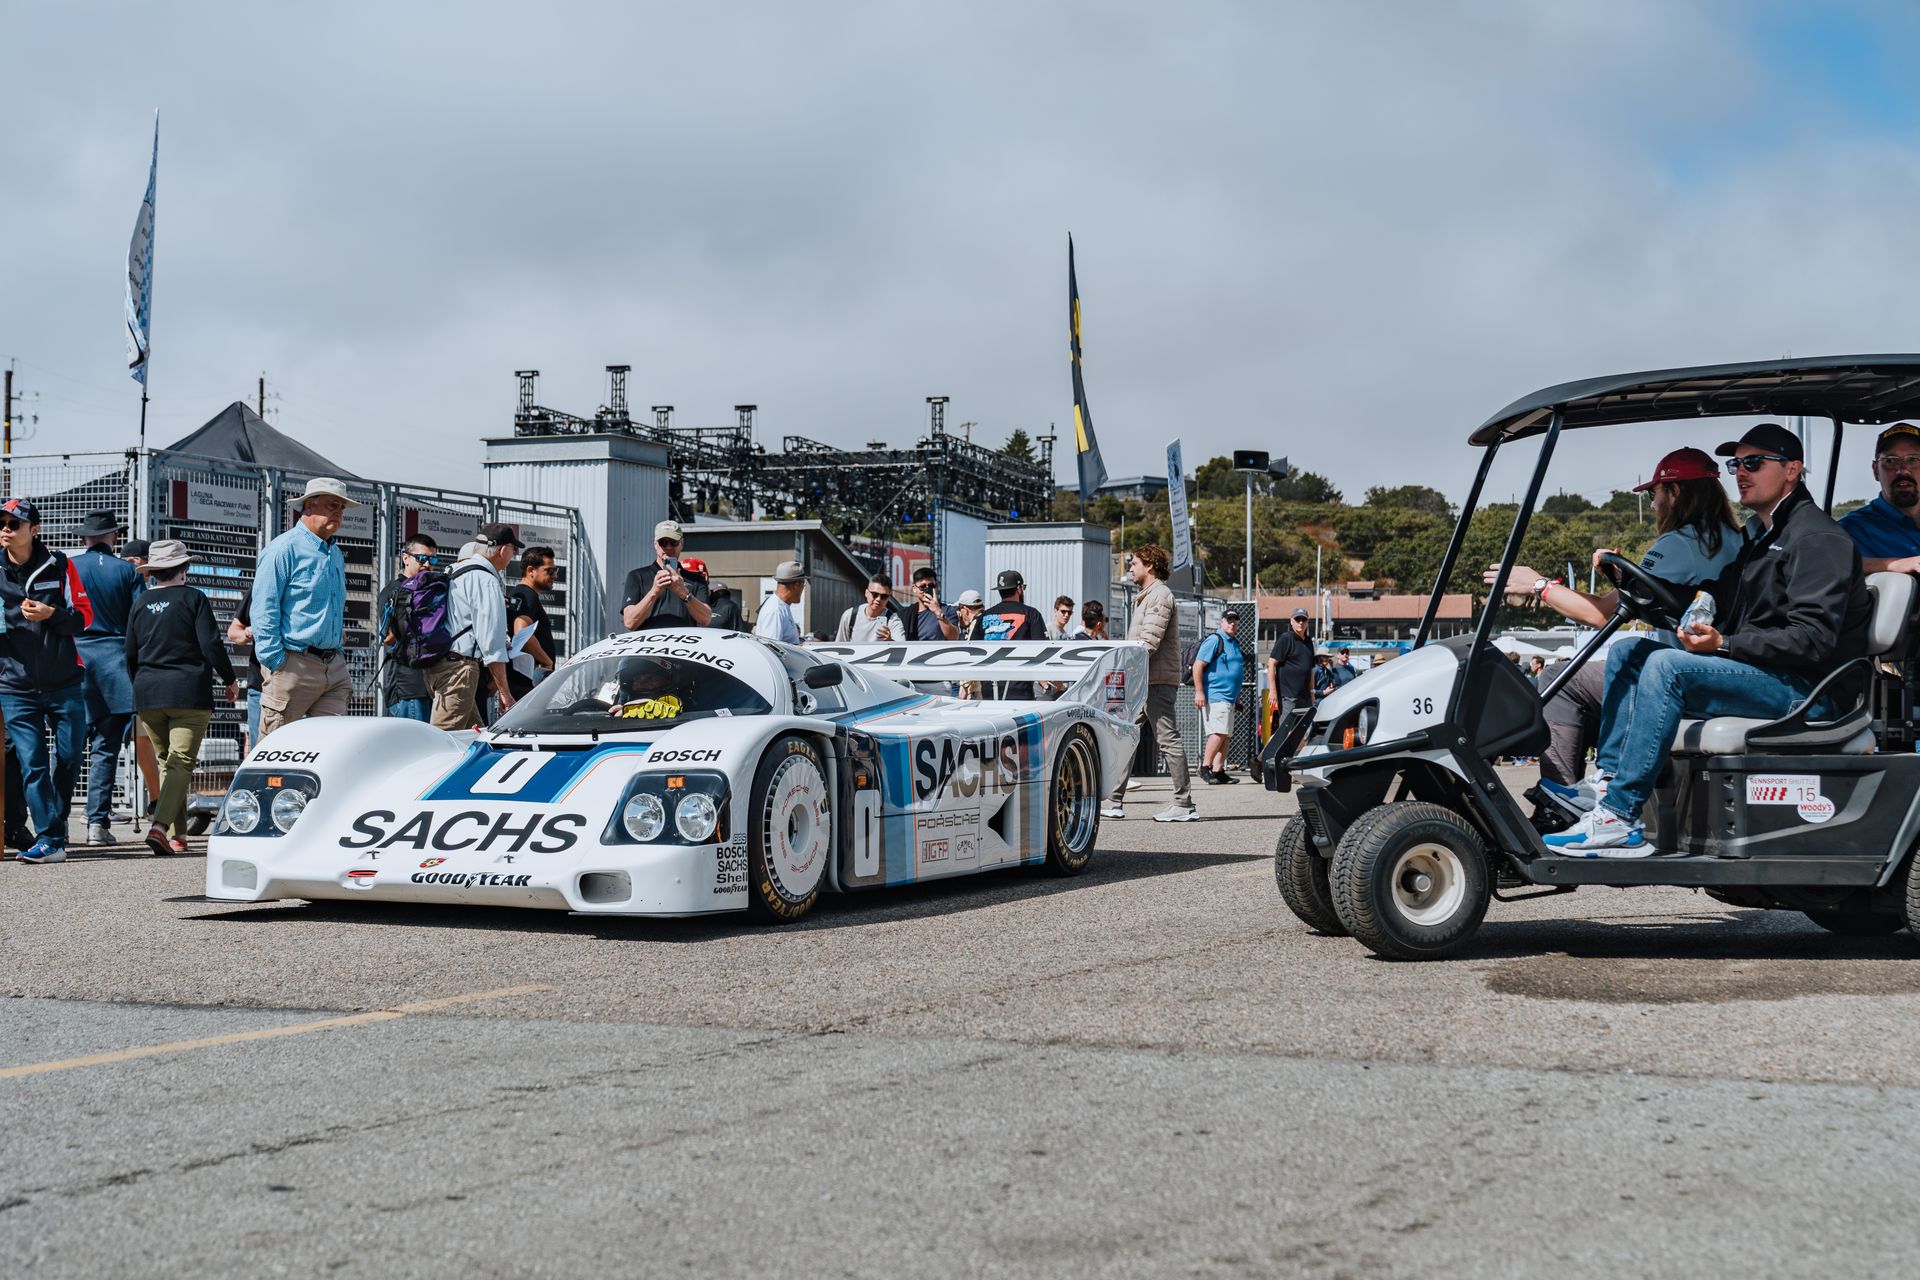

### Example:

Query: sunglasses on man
xmin=0 ymin=518 xmax=22 ymax=531
xmin=1725 ymin=454 xmax=1790 ymax=474
xmin=865 ymin=590 xmax=891 ymax=602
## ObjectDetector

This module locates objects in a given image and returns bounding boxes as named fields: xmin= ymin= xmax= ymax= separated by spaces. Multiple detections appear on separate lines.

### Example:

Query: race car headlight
xmin=622 ymin=793 xmax=667 ymax=843
xmin=607 ymin=771 xmax=731 ymax=846
xmin=218 ymin=769 xmax=320 ymax=838
xmin=674 ymin=792 xmax=719 ymax=843
xmin=270 ymin=788 xmax=308 ymax=833
xmin=223 ymin=788 xmax=261 ymax=834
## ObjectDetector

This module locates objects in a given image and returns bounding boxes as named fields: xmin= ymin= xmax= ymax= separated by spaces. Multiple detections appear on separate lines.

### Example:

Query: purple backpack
xmin=386 ymin=564 xmax=486 ymax=667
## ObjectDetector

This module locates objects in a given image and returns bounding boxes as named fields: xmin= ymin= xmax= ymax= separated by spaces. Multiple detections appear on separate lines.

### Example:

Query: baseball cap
xmin=995 ymin=568 xmax=1025 ymax=590
xmin=121 ymin=538 xmax=151 ymax=560
xmin=956 ymin=589 xmax=985 ymax=607
xmin=474 ymin=522 xmax=525 ymax=549
xmin=1632 ymin=446 xmax=1721 ymax=492
xmin=655 ymin=519 xmax=685 ymax=543
xmin=1222 ymin=608 xmax=1241 ymax=622
xmin=0 ymin=497 xmax=40 ymax=525
xmin=709 ymin=579 xmax=731 ymax=595
xmin=773 ymin=560 xmax=807 ymax=583
xmin=679 ymin=556 xmax=707 ymax=576
xmin=1874 ymin=422 xmax=1920 ymax=454
xmin=1713 ymin=423 xmax=1803 ymax=462
xmin=1291 ymin=607 xmax=1309 ymax=620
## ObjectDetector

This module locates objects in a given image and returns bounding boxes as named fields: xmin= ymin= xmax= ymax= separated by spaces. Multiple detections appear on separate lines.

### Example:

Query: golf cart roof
xmin=1472 ymin=354 xmax=1920 ymax=445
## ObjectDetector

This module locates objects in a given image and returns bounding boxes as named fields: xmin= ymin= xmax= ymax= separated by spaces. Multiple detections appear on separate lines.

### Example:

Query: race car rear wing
xmin=811 ymin=640 xmax=1148 ymax=722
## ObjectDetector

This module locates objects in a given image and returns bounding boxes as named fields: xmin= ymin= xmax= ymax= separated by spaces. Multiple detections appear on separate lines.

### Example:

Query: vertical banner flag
xmin=126 ymin=115 xmax=158 ymax=385
xmin=1167 ymin=438 xmax=1193 ymax=571
xmin=1068 ymin=235 xmax=1107 ymax=499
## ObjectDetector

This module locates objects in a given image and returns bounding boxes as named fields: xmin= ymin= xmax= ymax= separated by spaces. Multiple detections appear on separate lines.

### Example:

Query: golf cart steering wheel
xmin=1595 ymin=551 xmax=1689 ymax=627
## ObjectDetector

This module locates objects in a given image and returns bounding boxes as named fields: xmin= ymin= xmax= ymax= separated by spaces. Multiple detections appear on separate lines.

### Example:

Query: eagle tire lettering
xmin=746 ymin=733 xmax=831 ymax=923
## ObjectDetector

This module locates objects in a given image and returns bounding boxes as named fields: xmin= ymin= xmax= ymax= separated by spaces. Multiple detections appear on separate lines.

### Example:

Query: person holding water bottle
xmin=1540 ymin=425 xmax=1871 ymax=855
xmin=1485 ymin=447 xmax=1742 ymax=819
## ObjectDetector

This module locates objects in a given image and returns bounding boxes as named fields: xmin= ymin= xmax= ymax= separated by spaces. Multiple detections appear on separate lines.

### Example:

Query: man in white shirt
xmin=753 ymin=560 xmax=806 ymax=645
xmin=834 ymin=575 xmax=897 ymax=642
xmin=426 ymin=523 xmax=518 ymax=729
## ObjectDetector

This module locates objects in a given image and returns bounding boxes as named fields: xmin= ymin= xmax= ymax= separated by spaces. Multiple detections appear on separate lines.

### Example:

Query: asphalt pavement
xmin=5 ymin=768 xmax=1918 ymax=1277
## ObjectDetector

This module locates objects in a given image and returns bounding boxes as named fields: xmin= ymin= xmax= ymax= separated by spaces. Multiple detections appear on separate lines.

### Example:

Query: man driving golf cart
xmin=1545 ymin=423 xmax=1872 ymax=854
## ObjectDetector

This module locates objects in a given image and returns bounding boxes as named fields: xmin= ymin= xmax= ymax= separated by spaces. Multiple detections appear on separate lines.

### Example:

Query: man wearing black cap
xmin=979 ymin=569 xmax=1049 ymax=698
xmin=1267 ymin=606 xmax=1315 ymax=734
xmin=1547 ymin=423 xmax=1871 ymax=855
xmin=1838 ymin=422 xmax=1920 ymax=575
xmin=71 ymin=511 xmax=143 ymax=845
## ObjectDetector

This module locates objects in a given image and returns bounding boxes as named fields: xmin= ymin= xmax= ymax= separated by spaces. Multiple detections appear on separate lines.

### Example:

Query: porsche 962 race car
xmin=206 ymin=630 xmax=1146 ymax=921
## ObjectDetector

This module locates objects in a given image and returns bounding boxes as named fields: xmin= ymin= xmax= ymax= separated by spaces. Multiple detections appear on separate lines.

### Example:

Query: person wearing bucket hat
xmin=1483 ymin=444 xmax=1741 ymax=821
xmin=0 ymin=497 xmax=95 ymax=862
xmin=252 ymin=479 xmax=355 ymax=739
xmin=70 ymin=511 xmax=145 ymax=846
xmin=1838 ymin=422 xmax=1920 ymax=574
xmin=125 ymin=542 xmax=237 ymax=855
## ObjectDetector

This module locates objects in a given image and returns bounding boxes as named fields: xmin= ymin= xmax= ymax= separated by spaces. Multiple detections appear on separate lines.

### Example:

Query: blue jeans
xmin=387 ymin=697 xmax=430 ymax=723
xmin=246 ymin=688 xmax=262 ymax=749
xmin=0 ymin=683 xmax=88 ymax=846
xmin=1595 ymin=638 xmax=1814 ymax=819
xmin=85 ymin=711 xmax=133 ymax=827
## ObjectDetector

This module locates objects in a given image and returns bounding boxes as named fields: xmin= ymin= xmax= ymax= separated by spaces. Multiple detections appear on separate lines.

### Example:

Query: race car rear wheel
xmin=1330 ymin=801 xmax=1491 ymax=961
xmin=1043 ymin=727 xmax=1101 ymax=875
xmin=1275 ymin=815 xmax=1345 ymax=936
xmin=747 ymin=734 xmax=833 ymax=922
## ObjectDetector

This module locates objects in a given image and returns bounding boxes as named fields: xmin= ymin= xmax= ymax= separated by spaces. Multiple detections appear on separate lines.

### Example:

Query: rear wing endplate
xmin=812 ymin=640 xmax=1148 ymax=723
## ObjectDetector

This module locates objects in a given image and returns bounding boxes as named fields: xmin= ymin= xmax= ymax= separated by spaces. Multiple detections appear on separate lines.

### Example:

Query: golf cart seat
xmin=1671 ymin=571 xmax=1914 ymax=756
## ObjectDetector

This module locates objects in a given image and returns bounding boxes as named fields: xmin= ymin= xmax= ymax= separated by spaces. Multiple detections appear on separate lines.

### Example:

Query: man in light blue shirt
xmin=1838 ymin=422 xmax=1920 ymax=574
xmin=1192 ymin=611 xmax=1246 ymax=784
xmin=254 ymin=479 xmax=354 ymax=739
xmin=753 ymin=561 xmax=806 ymax=644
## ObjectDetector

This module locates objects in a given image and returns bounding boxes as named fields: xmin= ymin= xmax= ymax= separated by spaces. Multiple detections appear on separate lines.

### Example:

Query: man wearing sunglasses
xmin=1548 ymin=423 xmax=1871 ymax=854
xmin=834 ymin=575 xmax=898 ymax=642
xmin=0 ymin=499 xmax=95 ymax=863
xmin=1838 ymin=422 xmax=1920 ymax=575
xmin=621 ymin=519 xmax=711 ymax=631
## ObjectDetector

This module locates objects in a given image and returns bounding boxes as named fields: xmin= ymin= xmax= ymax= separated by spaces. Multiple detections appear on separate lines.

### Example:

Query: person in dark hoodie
xmin=1547 ymin=424 xmax=1871 ymax=855
xmin=0 ymin=498 xmax=95 ymax=863
xmin=125 ymin=540 xmax=237 ymax=856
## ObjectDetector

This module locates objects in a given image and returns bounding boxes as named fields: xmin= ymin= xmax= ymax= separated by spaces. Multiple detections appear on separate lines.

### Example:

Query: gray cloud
xmin=4 ymin=1 xmax=1915 ymax=505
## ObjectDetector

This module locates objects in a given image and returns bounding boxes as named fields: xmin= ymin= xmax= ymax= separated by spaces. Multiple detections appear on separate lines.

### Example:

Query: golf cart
xmin=1265 ymin=355 xmax=1920 ymax=960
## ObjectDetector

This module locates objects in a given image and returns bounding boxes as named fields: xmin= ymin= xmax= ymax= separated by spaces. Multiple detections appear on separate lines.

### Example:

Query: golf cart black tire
xmin=1802 ymin=906 xmax=1906 ymax=937
xmin=1042 ymin=727 xmax=1101 ymax=876
xmin=1275 ymin=816 xmax=1345 ymax=936
xmin=1329 ymin=801 xmax=1492 ymax=961
xmin=1904 ymin=851 xmax=1920 ymax=937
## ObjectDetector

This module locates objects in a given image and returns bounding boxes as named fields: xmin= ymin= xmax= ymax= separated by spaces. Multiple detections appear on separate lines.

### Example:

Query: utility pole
xmin=258 ymin=373 xmax=266 ymax=417
xmin=4 ymin=363 xmax=12 ymax=457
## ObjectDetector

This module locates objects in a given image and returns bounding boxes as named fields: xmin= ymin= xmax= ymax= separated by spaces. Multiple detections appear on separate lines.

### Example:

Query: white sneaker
xmin=1543 ymin=805 xmax=1646 ymax=857
xmin=1099 ymin=805 xmax=1125 ymax=819
xmin=1539 ymin=769 xmax=1609 ymax=816
xmin=1125 ymin=779 xmax=1143 ymax=791
xmin=1152 ymin=804 xmax=1199 ymax=823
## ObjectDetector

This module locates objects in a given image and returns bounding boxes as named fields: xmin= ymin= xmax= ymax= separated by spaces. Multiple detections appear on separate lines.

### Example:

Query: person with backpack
xmin=1192 ymin=610 xmax=1245 ymax=785
xmin=124 ymin=541 xmax=237 ymax=856
xmin=834 ymin=574 xmax=899 ymax=643
xmin=422 ymin=526 xmax=519 ymax=729
xmin=376 ymin=536 xmax=440 ymax=722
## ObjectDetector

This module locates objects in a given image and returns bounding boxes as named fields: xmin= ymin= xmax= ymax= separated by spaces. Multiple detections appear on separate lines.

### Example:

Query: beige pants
xmin=1110 ymin=684 xmax=1192 ymax=807
xmin=138 ymin=708 xmax=211 ymax=838
xmin=426 ymin=656 xmax=483 ymax=730
xmin=259 ymin=650 xmax=351 ymax=740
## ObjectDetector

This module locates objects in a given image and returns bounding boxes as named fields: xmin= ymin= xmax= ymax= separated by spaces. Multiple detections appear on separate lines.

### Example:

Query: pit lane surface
xmin=5 ymin=768 xmax=1918 ymax=1277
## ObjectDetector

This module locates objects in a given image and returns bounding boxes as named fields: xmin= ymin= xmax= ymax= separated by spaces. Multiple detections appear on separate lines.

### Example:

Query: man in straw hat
xmin=253 ymin=478 xmax=358 ymax=739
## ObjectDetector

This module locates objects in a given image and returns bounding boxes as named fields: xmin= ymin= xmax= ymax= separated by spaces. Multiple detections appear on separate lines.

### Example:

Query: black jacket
xmin=1711 ymin=485 xmax=1871 ymax=673
xmin=0 ymin=540 xmax=93 ymax=694
xmin=125 ymin=585 xmax=237 ymax=711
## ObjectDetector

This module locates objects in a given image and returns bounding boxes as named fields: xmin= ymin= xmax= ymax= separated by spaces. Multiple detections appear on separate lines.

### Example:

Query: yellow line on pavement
xmin=0 ymin=984 xmax=554 ymax=1080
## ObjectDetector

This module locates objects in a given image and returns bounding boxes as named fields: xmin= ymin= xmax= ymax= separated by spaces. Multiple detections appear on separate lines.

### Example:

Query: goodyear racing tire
xmin=1042 ymin=727 xmax=1101 ymax=875
xmin=1275 ymin=816 xmax=1345 ymax=936
xmin=746 ymin=734 xmax=833 ymax=923
xmin=1329 ymin=801 xmax=1491 ymax=961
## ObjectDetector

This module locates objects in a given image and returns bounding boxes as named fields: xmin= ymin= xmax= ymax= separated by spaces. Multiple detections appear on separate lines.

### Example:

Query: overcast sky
xmin=6 ymin=1 xmax=1919 ymax=507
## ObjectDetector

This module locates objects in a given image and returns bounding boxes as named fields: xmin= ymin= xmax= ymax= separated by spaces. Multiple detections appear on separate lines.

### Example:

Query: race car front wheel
xmin=747 ymin=734 xmax=833 ymax=922
xmin=1043 ymin=727 xmax=1101 ymax=875
xmin=1329 ymin=801 xmax=1491 ymax=961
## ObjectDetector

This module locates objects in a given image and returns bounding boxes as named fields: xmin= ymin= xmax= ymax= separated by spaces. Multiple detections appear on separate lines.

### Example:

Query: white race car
xmin=206 ymin=630 xmax=1146 ymax=921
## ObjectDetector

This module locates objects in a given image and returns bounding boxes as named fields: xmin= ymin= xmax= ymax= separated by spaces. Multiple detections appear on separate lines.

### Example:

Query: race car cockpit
xmin=494 ymin=652 xmax=774 ymax=735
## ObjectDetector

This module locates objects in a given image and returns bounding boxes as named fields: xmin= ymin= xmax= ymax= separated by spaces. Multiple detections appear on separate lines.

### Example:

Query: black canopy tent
xmin=163 ymin=401 xmax=357 ymax=478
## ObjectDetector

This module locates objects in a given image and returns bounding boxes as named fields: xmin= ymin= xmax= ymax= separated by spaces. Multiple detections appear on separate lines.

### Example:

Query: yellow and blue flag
xmin=1068 ymin=235 xmax=1107 ymax=500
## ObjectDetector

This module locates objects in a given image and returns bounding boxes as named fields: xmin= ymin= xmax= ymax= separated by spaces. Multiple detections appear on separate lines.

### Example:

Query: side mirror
xmin=803 ymin=664 xmax=845 ymax=689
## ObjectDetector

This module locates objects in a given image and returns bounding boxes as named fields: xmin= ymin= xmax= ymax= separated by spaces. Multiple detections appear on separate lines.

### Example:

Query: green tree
xmin=1540 ymin=491 xmax=1595 ymax=515
xmin=1273 ymin=469 xmax=1343 ymax=505
xmin=1002 ymin=428 xmax=1035 ymax=464
xmin=1363 ymin=484 xmax=1453 ymax=519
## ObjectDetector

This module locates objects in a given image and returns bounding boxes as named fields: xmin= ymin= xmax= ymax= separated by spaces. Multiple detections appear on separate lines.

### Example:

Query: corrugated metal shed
xmin=983 ymin=522 xmax=1112 ymax=628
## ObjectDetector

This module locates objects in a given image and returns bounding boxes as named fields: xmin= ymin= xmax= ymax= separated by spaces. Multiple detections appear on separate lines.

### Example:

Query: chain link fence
xmin=4 ymin=446 xmax=585 ymax=828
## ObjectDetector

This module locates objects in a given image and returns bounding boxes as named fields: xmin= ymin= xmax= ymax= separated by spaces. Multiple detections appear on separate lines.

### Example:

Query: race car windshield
xmin=493 ymin=654 xmax=772 ymax=734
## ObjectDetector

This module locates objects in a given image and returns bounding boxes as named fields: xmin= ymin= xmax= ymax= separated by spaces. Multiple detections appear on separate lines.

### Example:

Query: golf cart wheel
xmin=1042 ymin=728 xmax=1101 ymax=875
xmin=1902 ymin=852 xmax=1920 ymax=936
xmin=1275 ymin=816 xmax=1345 ymax=935
xmin=1329 ymin=802 xmax=1491 ymax=961
xmin=1802 ymin=905 xmax=1906 ymax=937
xmin=746 ymin=734 xmax=833 ymax=923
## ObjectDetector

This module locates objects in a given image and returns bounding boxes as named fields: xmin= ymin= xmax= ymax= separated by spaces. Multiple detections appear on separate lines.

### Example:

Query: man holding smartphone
xmin=622 ymin=519 xmax=712 ymax=631
xmin=904 ymin=565 xmax=959 ymax=641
